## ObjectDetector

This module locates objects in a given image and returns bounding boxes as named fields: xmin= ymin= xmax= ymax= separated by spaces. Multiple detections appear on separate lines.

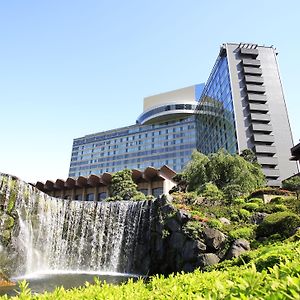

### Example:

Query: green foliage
xmin=242 ymin=202 xmax=259 ymax=212
xmin=182 ymin=150 xmax=209 ymax=192
xmin=257 ymin=211 xmax=300 ymax=238
xmin=199 ymin=182 xmax=223 ymax=201
xmin=207 ymin=218 xmax=223 ymax=230
xmin=232 ymin=198 xmax=245 ymax=205
xmin=238 ymin=208 xmax=251 ymax=220
xmin=5 ymin=241 xmax=300 ymax=299
xmin=222 ymin=184 xmax=243 ymax=201
xmin=181 ymin=149 xmax=265 ymax=199
xmin=182 ymin=220 xmax=203 ymax=240
xmin=229 ymin=226 xmax=255 ymax=240
xmin=240 ymin=149 xmax=257 ymax=164
xmin=283 ymin=176 xmax=300 ymax=199
xmin=109 ymin=169 xmax=146 ymax=201
xmin=247 ymin=197 xmax=263 ymax=205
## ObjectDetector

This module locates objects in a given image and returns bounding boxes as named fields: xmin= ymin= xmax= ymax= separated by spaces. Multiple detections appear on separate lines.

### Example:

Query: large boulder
xmin=196 ymin=253 xmax=220 ymax=268
xmin=251 ymin=212 xmax=268 ymax=225
xmin=182 ymin=239 xmax=206 ymax=261
xmin=225 ymin=239 xmax=250 ymax=260
xmin=202 ymin=228 xmax=226 ymax=252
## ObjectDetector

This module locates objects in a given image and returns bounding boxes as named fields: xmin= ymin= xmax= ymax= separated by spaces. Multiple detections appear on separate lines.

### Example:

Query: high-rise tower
xmin=196 ymin=43 xmax=298 ymax=185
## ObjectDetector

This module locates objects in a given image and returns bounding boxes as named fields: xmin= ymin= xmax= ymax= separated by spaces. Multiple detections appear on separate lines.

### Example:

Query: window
xmin=75 ymin=194 xmax=82 ymax=201
xmin=98 ymin=192 xmax=107 ymax=201
xmin=86 ymin=193 xmax=94 ymax=201
xmin=152 ymin=187 xmax=163 ymax=198
xmin=139 ymin=189 xmax=148 ymax=195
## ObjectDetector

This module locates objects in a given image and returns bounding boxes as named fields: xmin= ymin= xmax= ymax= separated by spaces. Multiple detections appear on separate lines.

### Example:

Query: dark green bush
xmin=257 ymin=211 xmax=300 ymax=238
xmin=229 ymin=226 xmax=255 ymax=240
xmin=242 ymin=202 xmax=259 ymax=212
xmin=247 ymin=197 xmax=263 ymax=205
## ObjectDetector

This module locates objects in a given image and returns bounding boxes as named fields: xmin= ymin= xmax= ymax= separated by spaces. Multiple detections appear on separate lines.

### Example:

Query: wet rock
xmin=225 ymin=239 xmax=250 ymax=260
xmin=196 ymin=253 xmax=220 ymax=268
xmin=175 ymin=210 xmax=191 ymax=224
xmin=182 ymin=263 xmax=194 ymax=273
xmin=219 ymin=217 xmax=230 ymax=225
xmin=251 ymin=212 xmax=268 ymax=225
xmin=202 ymin=228 xmax=226 ymax=252
xmin=182 ymin=239 xmax=206 ymax=261
xmin=160 ymin=204 xmax=176 ymax=215
xmin=165 ymin=218 xmax=181 ymax=232
xmin=169 ymin=232 xmax=186 ymax=251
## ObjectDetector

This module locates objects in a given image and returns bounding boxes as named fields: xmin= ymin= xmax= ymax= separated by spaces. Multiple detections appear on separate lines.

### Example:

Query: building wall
xmin=69 ymin=116 xmax=197 ymax=177
xmin=196 ymin=43 xmax=298 ymax=185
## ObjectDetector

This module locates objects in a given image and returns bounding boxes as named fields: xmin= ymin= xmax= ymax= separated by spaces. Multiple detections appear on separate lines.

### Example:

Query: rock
xmin=175 ymin=210 xmax=191 ymax=224
xmin=251 ymin=212 xmax=268 ymax=225
xmin=169 ymin=232 xmax=186 ymax=251
xmin=182 ymin=263 xmax=194 ymax=273
xmin=219 ymin=217 xmax=230 ymax=225
xmin=202 ymin=228 xmax=226 ymax=252
xmin=182 ymin=239 xmax=206 ymax=261
xmin=196 ymin=253 xmax=220 ymax=268
xmin=165 ymin=218 xmax=181 ymax=232
xmin=0 ymin=271 xmax=15 ymax=287
xmin=225 ymin=239 xmax=250 ymax=260
xmin=160 ymin=204 xmax=176 ymax=215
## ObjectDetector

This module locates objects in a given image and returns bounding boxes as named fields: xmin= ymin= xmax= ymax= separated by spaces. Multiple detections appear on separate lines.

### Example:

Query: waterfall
xmin=0 ymin=173 xmax=153 ymax=276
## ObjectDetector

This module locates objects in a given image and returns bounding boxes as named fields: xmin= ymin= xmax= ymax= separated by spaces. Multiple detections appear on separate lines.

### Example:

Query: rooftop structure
xmin=36 ymin=165 xmax=176 ymax=201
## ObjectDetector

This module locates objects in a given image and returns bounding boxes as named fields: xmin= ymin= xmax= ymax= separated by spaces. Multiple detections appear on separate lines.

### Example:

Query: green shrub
xmin=232 ymin=198 xmax=245 ymax=205
xmin=247 ymin=197 xmax=263 ymax=205
xmin=229 ymin=226 xmax=255 ymax=240
xmin=230 ymin=213 xmax=239 ymax=222
xmin=238 ymin=208 xmax=251 ymax=220
xmin=199 ymin=182 xmax=223 ymax=201
xmin=183 ymin=220 xmax=203 ymax=240
xmin=273 ymin=204 xmax=287 ymax=212
xmin=270 ymin=196 xmax=285 ymax=204
xmin=257 ymin=211 xmax=300 ymax=238
xmin=207 ymin=218 xmax=223 ymax=230
xmin=243 ymin=202 xmax=259 ymax=212
xmin=222 ymin=184 xmax=243 ymax=202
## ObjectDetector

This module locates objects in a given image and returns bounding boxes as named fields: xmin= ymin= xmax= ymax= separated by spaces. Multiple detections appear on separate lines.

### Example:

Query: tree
xmin=283 ymin=176 xmax=300 ymax=200
xmin=109 ymin=169 xmax=146 ymax=201
xmin=240 ymin=149 xmax=257 ymax=164
xmin=180 ymin=149 xmax=266 ymax=198
xmin=182 ymin=150 xmax=209 ymax=192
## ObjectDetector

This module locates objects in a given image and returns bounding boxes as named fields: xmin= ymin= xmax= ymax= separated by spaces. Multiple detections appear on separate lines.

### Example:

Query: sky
xmin=0 ymin=0 xmax=299 ymax=183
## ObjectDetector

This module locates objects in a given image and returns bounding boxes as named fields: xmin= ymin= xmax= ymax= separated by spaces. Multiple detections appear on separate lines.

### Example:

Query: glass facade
xmin=196 ymin=56 xmax=238 ymax=155
xmin=69 ymin=116 xmax=197 ymax=177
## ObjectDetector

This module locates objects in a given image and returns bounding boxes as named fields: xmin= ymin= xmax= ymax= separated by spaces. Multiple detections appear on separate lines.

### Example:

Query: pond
xmin=0 ymin=271 xmax=140 ymax=297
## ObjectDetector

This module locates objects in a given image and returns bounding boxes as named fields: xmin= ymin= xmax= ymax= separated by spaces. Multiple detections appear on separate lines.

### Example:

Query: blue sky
xmin=1 ymin=0 xmax=299 ymax=183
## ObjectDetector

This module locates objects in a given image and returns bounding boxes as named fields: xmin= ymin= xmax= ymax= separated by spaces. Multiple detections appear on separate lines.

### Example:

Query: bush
xmin=207 ymin=218 xmax=223 ymax=230
xmin=242 ymin=202 xmax=259 ymax=212
xmin=183 ymin=220 xmax=203 ymax=240
xmin=238 ymin=208 xmax=251 ymax=220
xmin=230 ymin=213 xmax=239 ymax=222
xmin=247 ymin=197 xmax=263 ymax=205
xmin=229 ymin=226 xmax=255 ymax=240
xmin=199 ymin=182 xmax=223 ymax=201
xmin=222 ymin=184 xmax=243 ymax=202
xmin=273 ymin=204 xmax=287 ymax=212
xmin=257 ymin=211 xmax=300 ymax=238
xmin=232 ymin=198 xmax=245 ymax=205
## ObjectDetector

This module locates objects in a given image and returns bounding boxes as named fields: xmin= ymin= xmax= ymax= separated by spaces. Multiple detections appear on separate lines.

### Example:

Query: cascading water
xmin=0 ymin=173 xmax=153 ymax=277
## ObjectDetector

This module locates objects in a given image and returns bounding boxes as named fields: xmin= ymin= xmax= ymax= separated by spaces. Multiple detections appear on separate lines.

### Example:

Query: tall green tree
xmin=109 ymin=169 xmax=145 ymax=201
xmin=180 ymin=149 xmax=265 ymax=198
xmin=283 ymin=176 xmax=300 ymax=200
xmin=182 ymin=150 xmax=209 ymax=192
